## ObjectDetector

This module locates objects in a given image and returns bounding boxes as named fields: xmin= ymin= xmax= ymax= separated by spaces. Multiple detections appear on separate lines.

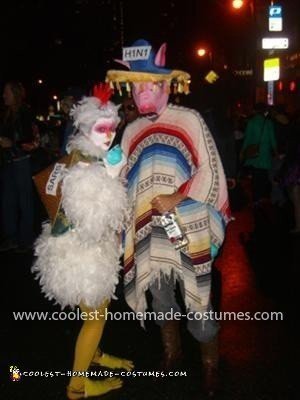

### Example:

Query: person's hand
xmin=0 ymin=136 xmax=13 ymax=148
xmin=151 ymin=192 xmax=186 ymax=214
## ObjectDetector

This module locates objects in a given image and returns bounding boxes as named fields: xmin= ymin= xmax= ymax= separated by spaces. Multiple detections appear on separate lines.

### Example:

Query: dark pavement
xmin=1 ymin=203 xmax=299 ymax=399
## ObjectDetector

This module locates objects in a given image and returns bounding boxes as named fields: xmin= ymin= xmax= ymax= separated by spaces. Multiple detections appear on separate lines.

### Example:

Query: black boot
xmin=200 ymin=336 xmax=219 ymax=397
xmin=159 ymin=320 xmax=183 ymax=371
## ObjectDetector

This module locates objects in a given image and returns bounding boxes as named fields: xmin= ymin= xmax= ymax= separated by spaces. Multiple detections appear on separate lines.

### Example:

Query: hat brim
xmin=106 ymin=69 xmax=190 ymax=84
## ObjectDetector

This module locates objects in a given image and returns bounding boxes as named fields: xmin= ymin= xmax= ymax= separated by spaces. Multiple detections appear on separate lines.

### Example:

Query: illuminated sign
xmin=264 ymin=58 xmax=280 ymax=81
xmin=205 ymin=70 xmax=219 ymax=84
xmin=269 ymin=5 xmax=282 ymax=31
xmin=262 ymin=38 xmax=288 ymax=49
xmin=233 ymin=69 xmax=253 ymax=76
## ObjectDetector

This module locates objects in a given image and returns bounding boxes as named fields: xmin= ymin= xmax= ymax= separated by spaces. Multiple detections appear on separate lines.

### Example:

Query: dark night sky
xmin=0 ymin=1 xmax=235 ymax=84
xmin=0 ymin=0 xmax=299 ymax=107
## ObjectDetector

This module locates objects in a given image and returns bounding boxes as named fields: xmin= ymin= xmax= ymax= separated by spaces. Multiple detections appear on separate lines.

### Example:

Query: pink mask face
xmin=88 ymin=118 xmax=116 ymax=150
xmin=132 ymin=81 xmax=169 ymax=115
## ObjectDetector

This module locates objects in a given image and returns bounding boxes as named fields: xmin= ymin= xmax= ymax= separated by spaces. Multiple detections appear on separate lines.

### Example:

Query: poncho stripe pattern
xmin=121 ymin=104 xmax=230 ymax=317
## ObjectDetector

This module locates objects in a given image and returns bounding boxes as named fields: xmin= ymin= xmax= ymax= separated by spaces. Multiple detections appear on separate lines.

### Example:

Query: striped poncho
xmin=121 ymin=104 xmax=230 ymax=318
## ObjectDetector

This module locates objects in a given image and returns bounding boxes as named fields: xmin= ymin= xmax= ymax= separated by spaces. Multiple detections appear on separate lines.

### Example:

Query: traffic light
xmin=289 ymin=81 xmax=296 ymax=92
xmin=277 ymin=81 xmax=283 ymax=91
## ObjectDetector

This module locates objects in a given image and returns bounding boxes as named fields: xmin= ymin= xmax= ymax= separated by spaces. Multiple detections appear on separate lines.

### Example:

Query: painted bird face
xmin=89 ymin=117 xmax=117 ymax=150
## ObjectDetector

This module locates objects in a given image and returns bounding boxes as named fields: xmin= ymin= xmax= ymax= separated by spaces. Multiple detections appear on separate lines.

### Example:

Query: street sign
xmin=264 ymin=58 xmax=280 ymax=81
xmin=262 ymin=38 xmax=289 ymax=49
xmin=233 ymin=69 xmax=253 ymax=76
xmin=269 ymin=5 xmax=282 ymax=31
xmin=205 ymin=70 xmax=219 ymax=84
xmin=269 ymin=5 xmax=282 ymax=17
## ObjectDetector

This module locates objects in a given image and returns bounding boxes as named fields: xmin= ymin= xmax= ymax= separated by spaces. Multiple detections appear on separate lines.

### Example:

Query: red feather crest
xmin=93 ymin=83 xmax=113 ymax=104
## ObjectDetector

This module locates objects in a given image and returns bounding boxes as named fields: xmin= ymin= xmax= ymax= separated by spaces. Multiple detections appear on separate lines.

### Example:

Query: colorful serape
xmin=121 ymin=104 xmax=230 ymax=318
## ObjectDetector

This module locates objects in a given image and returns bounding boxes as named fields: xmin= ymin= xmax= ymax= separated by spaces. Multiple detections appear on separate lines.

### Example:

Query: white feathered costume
xmin=32 ymin=87 xmax=128 ymax=309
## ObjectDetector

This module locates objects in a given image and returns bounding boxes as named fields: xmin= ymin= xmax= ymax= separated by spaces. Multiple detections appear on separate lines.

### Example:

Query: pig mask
xmin=132 ymin=81 xmax=169 ymax=116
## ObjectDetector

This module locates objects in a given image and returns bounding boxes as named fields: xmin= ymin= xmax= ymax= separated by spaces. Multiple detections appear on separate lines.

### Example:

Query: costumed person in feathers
xmin=106 ymin=40 xmax=231 ymax=397
xmin=32 ymin=83 xmax=133 ymax=399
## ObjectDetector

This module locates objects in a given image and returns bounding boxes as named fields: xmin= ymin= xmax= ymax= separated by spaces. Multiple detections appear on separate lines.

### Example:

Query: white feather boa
xmin=67 ymin=132 xmax=105 ymax=159
xmin=32 ymin=224 xmax=122 ymax=309
xmin=61 ymin=162 xmax=128 ymax=243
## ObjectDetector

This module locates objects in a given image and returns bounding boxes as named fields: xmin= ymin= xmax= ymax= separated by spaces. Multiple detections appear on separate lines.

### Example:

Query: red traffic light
xmin=277 ymin=81 xmax=283 ymax=91
xmin=289 ymin=81 xmax=296 ymax=92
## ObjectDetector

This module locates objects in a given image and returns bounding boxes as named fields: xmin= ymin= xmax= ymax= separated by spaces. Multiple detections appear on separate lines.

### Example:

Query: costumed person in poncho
xmin=106 ymin=39 xmax=231 ymax=397
xmin=32 ymin=84 xmax=133 ymax=399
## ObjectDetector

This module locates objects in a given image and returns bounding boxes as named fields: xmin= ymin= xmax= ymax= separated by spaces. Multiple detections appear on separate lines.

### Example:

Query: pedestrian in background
xmin=0 ymin=81 xmax=39 ymax=252
xmin=241 ymin=103 xmax=277 ymax=205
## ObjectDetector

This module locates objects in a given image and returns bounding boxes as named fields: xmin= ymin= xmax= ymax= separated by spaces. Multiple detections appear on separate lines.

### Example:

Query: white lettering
xmin=46 ymin=163 xmax=66 ymax=196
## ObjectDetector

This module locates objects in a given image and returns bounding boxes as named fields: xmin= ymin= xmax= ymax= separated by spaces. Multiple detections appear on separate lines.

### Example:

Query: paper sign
xmin=46 ymin=163 xmax=66 ymax=196
xmin=123 ymin=46 xmax=151 ymax=61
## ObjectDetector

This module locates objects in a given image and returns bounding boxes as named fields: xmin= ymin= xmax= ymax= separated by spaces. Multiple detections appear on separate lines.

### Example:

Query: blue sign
xmin=269 ymin=5 xmax=282 ymax=31
xmin=269 ymin=5 xmax=282 ymax=18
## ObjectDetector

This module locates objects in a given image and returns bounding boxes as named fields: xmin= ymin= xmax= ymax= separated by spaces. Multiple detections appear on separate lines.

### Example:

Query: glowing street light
xmin=232 ymin=0 xmax=244 ymax=9
xmin=53 ymin=95 xmax=58 ymax=100
xmin=197 ymin=48 xmax=207 ymax=57
xmin=37 ymin=79 xmax=43 ymax=84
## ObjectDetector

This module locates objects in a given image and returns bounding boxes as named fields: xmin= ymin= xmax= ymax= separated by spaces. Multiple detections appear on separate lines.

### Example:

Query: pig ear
xmin=114 ymin=59 xmax=131 ymax=69
xmin=155 ymin=43 xmax=167 ymax=67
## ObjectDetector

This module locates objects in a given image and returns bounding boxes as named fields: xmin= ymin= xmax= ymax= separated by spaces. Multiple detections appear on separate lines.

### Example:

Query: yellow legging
xmin=69 ymin=300 xmax=109 ymax=392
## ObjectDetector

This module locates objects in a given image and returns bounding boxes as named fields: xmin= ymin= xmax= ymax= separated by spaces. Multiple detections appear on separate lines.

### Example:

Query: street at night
xmin=2 ymin=201 xmax=299 ymax=399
